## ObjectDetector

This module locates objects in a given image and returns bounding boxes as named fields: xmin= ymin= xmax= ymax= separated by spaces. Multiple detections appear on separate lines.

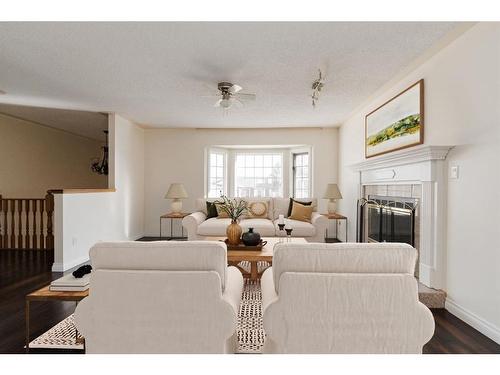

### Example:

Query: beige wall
xmin=144 ymin=127 xmax=338 ymax=236
xmin=0 ymin=113 xmax=107 ymax=198
xmin=53 ymin=114 xmax=145 ymax=271
xmin=337 ymin=23 xmax=500 ymax=342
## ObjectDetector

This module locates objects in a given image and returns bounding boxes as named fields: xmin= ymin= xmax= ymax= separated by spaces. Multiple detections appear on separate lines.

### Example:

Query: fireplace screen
xmin=358 ymin=196 xmax=417 ymax=246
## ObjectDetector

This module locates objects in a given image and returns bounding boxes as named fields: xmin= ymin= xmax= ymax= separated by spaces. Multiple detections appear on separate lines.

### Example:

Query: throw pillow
xmin=289 ymin=201 xmax=314 ymax=223
xmin=206 ymin=201 xmax=218 ymax=219
xmin=215 ymin=203 xmax=230 ymax=218
xmin=246 ymin=200 xmax=269 ymax=218
xmin=287 ymin=198 xmax=312 ymax=217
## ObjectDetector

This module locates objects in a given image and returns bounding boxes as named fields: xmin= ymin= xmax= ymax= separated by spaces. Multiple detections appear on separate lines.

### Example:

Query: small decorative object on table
xmin=215 ymin=196 xmax=248 ymax=246
xmin=277 ymin=214 xmax=286 ymax=242
xmin=285 ymin=222 xmax=293 ymax=242
xmin=72 ymin=265 xmax=92 ymax=278
xmin=223 ymin=238 xmax=267 ymax=251
xmin=242 ymin=227 xmax=261 ymax=246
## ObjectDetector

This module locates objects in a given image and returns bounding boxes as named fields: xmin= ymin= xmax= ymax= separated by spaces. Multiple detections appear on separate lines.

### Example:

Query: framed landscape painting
xmin=365 ymin=79 xmax=424 ymax=158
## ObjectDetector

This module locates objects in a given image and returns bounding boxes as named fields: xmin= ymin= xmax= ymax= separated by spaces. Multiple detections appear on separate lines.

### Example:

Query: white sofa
xmin=74 ymin=241 xmax=243 ymax=353
xmin=182 ymin=197 xmax=328 ymax=242
xmin=261 ymin=242 xmax=435 ymax=353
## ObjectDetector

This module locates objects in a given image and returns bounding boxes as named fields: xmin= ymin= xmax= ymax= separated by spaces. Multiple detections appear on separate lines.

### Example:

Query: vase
xmin=242 ymin=227 xmax=261 ymax=246
xmin=226 ymin=221 xmax=242 ymax=245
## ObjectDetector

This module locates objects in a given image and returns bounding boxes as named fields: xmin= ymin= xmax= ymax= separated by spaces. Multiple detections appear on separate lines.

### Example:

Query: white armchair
xmin=74 ymin=241 xmax=243 ymax=353
xmin=261 ymin=242 xmax=435 ymax=353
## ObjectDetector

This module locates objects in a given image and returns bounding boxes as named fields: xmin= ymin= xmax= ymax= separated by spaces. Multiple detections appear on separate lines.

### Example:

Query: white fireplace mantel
xmin=350 ymin=145 xmax=453 ymax=174
xmin=349 ymin=145 xmax=454 ymax=289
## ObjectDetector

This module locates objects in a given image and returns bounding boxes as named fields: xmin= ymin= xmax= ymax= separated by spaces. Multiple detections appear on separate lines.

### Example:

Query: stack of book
xmin=50 ymin=273 xmax=91 ymax=291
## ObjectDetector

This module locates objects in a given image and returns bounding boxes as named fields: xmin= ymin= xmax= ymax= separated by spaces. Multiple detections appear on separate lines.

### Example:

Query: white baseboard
xmin=51 ymin=256 xmax=90 ymax=273
xmin=445 ymin=298 xmax=500 ymax=344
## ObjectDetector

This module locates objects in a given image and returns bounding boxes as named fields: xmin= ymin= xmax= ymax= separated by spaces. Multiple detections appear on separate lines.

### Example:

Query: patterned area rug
xmin=29 ymin=278 xmax=265 ymax=353
xmin=29 ymin=314 xmax=84 ymax=350
xmin=237 ymin=279 xmax=265 ymax=353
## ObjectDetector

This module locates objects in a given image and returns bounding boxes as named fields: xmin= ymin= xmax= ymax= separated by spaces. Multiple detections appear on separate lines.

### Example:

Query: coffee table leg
xmin=250 ymin=261 xmax=258 ymax=280
xmin=25 ymin=300 xmax=30 ymax=353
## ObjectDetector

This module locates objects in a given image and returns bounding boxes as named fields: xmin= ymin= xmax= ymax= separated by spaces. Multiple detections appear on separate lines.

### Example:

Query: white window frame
xmin=205 ymin=147 xmax=228 ymax=198
xmin=289 ymin=146 xmax=313 ymax=198
xmin=233 ymin=150 xmax=284 ymax=198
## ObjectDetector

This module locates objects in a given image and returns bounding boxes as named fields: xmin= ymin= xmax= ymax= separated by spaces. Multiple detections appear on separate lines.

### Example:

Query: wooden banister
xmin=45 ymin=192 xmax=54 ymax=250
xmin=0 ymin=194 xmax=54 ymax=251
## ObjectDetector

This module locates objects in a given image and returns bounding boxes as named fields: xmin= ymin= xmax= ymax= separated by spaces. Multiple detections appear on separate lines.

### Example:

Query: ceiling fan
xmin=206 ymin=82 xmax=256 ymax=110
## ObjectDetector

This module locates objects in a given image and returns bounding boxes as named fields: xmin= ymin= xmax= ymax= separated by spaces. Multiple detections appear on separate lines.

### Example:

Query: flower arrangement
xmin=215 ymin=196 xmax=248 ymax=223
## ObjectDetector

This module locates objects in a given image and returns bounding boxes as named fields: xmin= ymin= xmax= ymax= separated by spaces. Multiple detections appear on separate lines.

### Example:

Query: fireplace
xmin=350 ymin=145 xmax=453 ymax=289
xmin=360 ymin=196 xmax=417 ymax=246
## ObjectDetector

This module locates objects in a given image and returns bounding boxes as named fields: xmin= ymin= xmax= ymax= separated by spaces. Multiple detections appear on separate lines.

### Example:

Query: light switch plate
xmin=450 ymin=165 xmax=459 ymax=179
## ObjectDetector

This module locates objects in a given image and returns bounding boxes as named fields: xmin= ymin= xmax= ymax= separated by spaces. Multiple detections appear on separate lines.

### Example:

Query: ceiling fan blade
xmin=231 ymin=97 xmax=244 ymax=107
xmin=234 ymin=93 xmax=256 ymax=101
xmin=229 ymin=84 xmax=242 ymax=93
xmin=201 ymin=94 xmax=222 ymax=98
xmin=214 ymin=99 xmax=222 ymax=107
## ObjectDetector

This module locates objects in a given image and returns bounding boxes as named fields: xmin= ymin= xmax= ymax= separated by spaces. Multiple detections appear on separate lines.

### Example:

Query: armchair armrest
xmin=182 ymin=212 xmax=207 ymax=240
xmin=308 ymin=212 xmax=328 ymax=242
xmin=222 ymin=266 xmax=244 ymax=315
xmin=261 ymin=267 xmax=278 ymax=313
xmin=74 ymin=297 xmax=91 ymax=338
xmin=183 ymin=211 xmax=207 ymax=226
xmin=311 ymin=212 xmax=327 ymax=227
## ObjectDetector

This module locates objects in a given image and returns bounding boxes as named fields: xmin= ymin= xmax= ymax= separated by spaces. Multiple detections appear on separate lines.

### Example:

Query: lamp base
xmin=171 ymin=199 xmax=182 ymax=214
xmin=327 ymin=199 xmax=337 ymax=215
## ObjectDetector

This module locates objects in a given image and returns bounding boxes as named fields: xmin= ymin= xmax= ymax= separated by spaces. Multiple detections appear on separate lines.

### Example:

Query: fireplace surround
xmin=350 ymin=145 xmax=453 ymax=289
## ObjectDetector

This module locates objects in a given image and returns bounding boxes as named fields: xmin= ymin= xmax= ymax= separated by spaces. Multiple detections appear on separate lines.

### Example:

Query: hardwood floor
xmin=1 ymin=249 xmax=499 ymax=354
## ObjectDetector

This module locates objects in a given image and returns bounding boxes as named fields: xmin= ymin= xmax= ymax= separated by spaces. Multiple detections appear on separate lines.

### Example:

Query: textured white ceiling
xmin=0 ymin=103 xmax=108 ymax=141
xmin=0 ymin=22 xmax=457 ymax=129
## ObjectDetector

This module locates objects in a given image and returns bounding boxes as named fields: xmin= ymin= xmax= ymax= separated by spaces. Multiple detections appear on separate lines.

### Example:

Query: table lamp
xmin=165 ymin=183 xmax=188 ymax=214
xmin=323 ymin=183 xmax=342 ymax=214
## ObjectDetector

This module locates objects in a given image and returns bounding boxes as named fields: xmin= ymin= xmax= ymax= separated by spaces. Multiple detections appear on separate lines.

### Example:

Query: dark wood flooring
xmin=1 ymin=249 xmax=499 ymax=354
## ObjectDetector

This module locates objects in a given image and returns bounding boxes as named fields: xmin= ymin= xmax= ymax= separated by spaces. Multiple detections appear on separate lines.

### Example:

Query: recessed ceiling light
xmin=0 ymin=89 xmax=6 ymax=95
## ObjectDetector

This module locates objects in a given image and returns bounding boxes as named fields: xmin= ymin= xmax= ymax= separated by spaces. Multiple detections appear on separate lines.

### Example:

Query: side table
xmin=321 ymin=213 xmax=348 ymax=243
xmin=160 ymin=212 xmax=191 ymax=240
xmin=25 ymin=285 xmax=88 ymax=352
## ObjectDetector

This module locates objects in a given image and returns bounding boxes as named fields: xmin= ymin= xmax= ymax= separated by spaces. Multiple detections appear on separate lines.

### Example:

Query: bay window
xmin=205 ymin=146 xmax=311 ymax=198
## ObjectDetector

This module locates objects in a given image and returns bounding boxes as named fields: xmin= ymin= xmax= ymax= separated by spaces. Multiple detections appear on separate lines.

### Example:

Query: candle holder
xmin=285 ymin=227 xmax=293 ymax=242
xmin=278 ymin=223 xmax=285 ymax=242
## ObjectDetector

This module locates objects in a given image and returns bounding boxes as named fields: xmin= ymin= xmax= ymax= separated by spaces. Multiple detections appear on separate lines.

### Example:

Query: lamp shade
xmin=323 ymin=183 xmax=342 ymax=199
xmin=165 ymin=183 xmax=188 ymax=199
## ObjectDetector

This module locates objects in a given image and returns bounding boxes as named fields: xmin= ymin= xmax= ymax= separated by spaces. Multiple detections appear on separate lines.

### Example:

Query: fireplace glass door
xmin=365 ymin=196 xmax=416 ymax=246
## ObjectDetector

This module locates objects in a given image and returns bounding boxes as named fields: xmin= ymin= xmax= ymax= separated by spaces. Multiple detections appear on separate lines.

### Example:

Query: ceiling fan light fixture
xmin=220 ymin=98 xmax=232 ymax=108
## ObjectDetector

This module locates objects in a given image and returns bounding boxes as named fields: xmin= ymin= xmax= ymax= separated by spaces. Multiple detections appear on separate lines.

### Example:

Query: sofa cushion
xmin=288 ymin=201 xmax=314 ymax=222
xmin=197 ymin=217 xmax=232 ymax=236
xmin=195 ymin=198 xmax=217 ymax=215
xmin=286 ymin=198 xmax=312 ymax=217
xmin=240 ymin=198 xmax=273 ymax=220
xmin=214 ymin=202 xmax=230 ymax=218
xmin=240 ymin=218 xmax=276 ymax=236
xmin=245 ymin=200 xmax=270 ymax=219
xmin=206 ymin=201 xmax=218 ymax=219
xmin=273 ymin=219 xmax=315 ymax=237
xmin=272 ymin=198 xmax=317 ymax=219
